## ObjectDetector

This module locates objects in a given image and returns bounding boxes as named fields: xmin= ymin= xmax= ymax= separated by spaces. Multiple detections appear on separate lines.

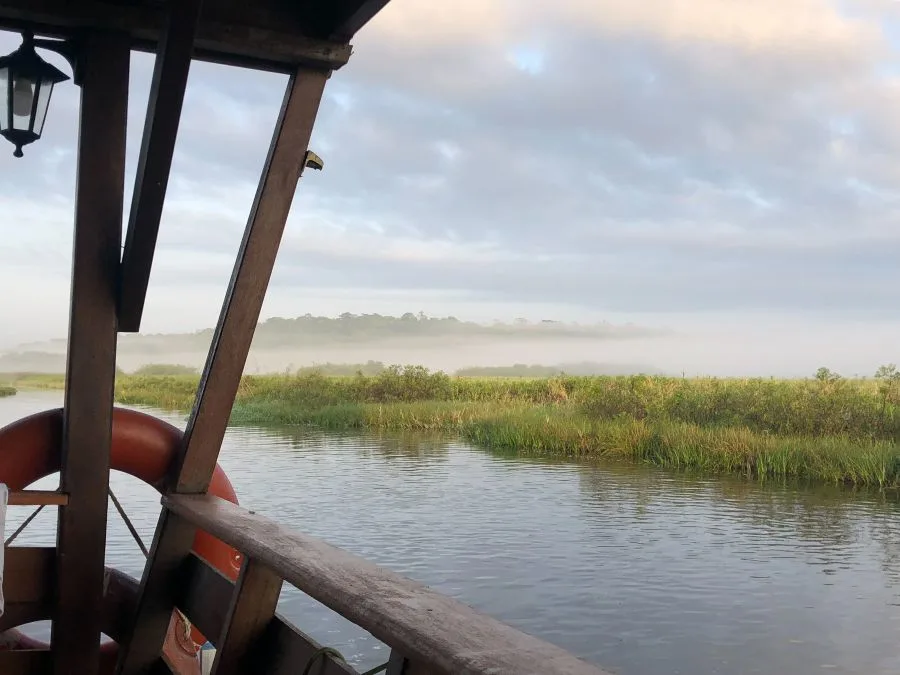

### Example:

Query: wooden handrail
xmin=164 ymin=494 xmax=613 ymax=675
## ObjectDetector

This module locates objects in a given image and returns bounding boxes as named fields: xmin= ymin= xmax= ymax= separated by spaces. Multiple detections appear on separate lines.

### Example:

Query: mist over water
xmin=3 ymin=310 xmax=899 ymax=378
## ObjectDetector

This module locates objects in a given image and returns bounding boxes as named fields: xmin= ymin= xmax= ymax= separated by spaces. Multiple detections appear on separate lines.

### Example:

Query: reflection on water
xmin=3 ymin=391 xmax=900 ymax=674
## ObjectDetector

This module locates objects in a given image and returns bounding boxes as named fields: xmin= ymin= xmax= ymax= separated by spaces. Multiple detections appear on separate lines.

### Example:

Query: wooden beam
xmin=210 ymin=558 xmax=283 ymax=675
xmin=166 ymin=495 xmax=613 ymax=675
xmin=108 ymin=554 xmax=354 ymax=675
xmin=115 ymin=510 xmax=197 ymax=675
xmin=8 ymin=490 xmax=68 ymax=506
xmin=173 ymin=67 xmax=328 ymax=494
xmin=118 ymin=0 xmax=203 ymax=333
xmin=0 ymin=0 xmax=353 ymax=72
xmin=103 ymin=567 xmax=178 ymax=675
xmin=118 ymin=66 xmax=328 ymax=673
xmin=177 ymin=554 xmax=357 ymax=675
xmin=53 ymin=30 xmax=130 ymax=675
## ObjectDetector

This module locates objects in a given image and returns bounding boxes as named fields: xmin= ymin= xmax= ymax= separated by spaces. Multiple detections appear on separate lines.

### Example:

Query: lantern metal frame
xmin=0 ymin=32 xmax=78 ymax=157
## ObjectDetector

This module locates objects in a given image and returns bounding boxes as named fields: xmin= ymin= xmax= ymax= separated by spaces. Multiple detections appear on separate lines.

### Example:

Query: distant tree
xmin=874 ymin=364 xmax=900 ymax=432
xmin=815 ymin=367 xmax=842 ymax=384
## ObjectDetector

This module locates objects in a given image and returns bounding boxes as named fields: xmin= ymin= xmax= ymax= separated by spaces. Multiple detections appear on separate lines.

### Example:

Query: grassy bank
xmin=10 ymin=365 xmax=900 ymax=485
xmin=0 ymin=385 xmax=15 ymax=398
xmin=1 ymin=372 xmax=64 ymax=390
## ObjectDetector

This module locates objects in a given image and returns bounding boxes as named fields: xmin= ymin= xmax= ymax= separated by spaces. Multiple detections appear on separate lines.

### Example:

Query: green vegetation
xmin=0 ymin=372 xmax=64 ymax=390
xmin=10 ymin=363 xmax=900 ymax=486
xmin=455 ymin=361 xmax=664 ymax=377
xmin=132 ymin=363 xmax=200 ymax=376
xmin=295 ymin=361 xmax=388 ymax=376
xmin=110 ymin=364 xmax=900 ymax=486
xmin=0 ymin=385 xmax=15 ymax=398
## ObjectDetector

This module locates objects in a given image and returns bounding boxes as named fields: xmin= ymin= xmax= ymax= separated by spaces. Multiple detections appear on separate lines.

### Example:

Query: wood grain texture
xmin=0 ymin=0 xmax=355 ymax=72
xmin=54 ymin=30 xmax=130 ymax=675
xmin=210 ymin=558 xmax=283 ymax=675
xmin=174 ymin=67 xmax=328 ymax=495
xmin=118 ymin=0 xmax=204 ymax=333
xmin=165 ymin=495 xmax=614 ymax=675
xmin=115 ymin=510 xmax=197 ymax=675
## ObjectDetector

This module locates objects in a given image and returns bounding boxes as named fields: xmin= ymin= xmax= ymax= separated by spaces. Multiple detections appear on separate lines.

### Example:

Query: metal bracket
xmin=31 ymin=33 xmax=83 ymax=86
xmin=304 ymin=150 xmax=324 ymax=171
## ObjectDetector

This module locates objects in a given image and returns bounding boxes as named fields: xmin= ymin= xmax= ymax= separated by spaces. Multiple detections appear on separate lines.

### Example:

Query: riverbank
xmin=7 ymin=366 xmax=900 ymax=485
xmin=0 ymin=386 xmax=15 ymax=398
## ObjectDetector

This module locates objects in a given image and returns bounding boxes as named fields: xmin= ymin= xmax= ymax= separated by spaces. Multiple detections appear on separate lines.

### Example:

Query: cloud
xmin=1 ymin=0 xmax=900 ymax=372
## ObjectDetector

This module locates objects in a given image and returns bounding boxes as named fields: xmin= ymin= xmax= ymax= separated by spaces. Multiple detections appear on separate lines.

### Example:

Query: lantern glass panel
xmin=0 ymin=68 xmax=8 ymax=132
xmin=33 ymin=76 xmax=53 ymax=136
xmin=11 ymin=71 xmax=36 ymax=132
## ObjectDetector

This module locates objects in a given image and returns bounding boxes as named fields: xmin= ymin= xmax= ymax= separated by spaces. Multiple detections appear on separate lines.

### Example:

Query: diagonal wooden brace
xmin=115 ymin=64 xmax=329 ymax=675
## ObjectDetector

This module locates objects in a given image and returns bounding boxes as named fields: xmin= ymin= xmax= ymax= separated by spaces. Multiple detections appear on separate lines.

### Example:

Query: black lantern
xmin=0 ymin=33 xmax=69 ymax=158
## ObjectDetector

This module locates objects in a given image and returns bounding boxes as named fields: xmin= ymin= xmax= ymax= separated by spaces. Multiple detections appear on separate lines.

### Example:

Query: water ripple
xmin=3 ymin=392 xmax=900 ymax=674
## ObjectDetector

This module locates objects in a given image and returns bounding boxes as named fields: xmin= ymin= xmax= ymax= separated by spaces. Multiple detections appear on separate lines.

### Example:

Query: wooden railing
xmin=164 ymin=494 xmax=612 ymax=675
xmin=0 ymin=496 xmax=613 ymax=675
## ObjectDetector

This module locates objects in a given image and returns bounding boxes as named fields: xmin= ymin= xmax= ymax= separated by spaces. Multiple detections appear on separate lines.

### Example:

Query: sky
xmin=2 ymin=0 xmax=900 ymax=376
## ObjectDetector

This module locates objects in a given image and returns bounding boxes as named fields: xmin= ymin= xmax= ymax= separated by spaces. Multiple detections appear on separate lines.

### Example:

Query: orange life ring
xmin=0 ymin=406 xmax=242 ymax=666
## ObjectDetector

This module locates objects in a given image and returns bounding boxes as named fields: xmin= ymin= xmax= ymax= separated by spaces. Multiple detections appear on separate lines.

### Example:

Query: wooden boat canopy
xmin=0 ymin=0 xmax=386 ymax=71
xmin=0 ymin=1 xmax=612 ymax=674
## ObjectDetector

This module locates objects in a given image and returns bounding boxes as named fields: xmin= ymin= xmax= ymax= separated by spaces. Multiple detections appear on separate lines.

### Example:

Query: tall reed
xmin=9 ymin=365 xmax=900 ymax=485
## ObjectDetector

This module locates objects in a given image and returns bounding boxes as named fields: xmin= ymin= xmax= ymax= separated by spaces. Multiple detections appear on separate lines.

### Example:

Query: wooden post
xmin=211 ymin=558 xmax=283 ymax=675
xmin=116 ymin=66 xmax=329 ymax=675
xmin=53 ymin=31 xmax=130 ymax=675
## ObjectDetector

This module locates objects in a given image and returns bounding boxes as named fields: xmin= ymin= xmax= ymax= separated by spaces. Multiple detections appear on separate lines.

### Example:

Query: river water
xmin=2 ymin=390 xmax=900 ymax=674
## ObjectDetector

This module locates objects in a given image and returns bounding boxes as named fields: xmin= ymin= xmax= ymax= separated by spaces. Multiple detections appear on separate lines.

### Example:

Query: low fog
xmin=4 ymin=312 xmax=899 ymax=379
xmin=3 ymin=1 xmax=900 ymax=374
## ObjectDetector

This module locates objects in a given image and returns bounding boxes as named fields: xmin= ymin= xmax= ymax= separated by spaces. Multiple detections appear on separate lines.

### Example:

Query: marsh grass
xmin=7 ymin=365 xmax=900 ymax=485
xmin=2 ymin=373 xmax=65 ymax=390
